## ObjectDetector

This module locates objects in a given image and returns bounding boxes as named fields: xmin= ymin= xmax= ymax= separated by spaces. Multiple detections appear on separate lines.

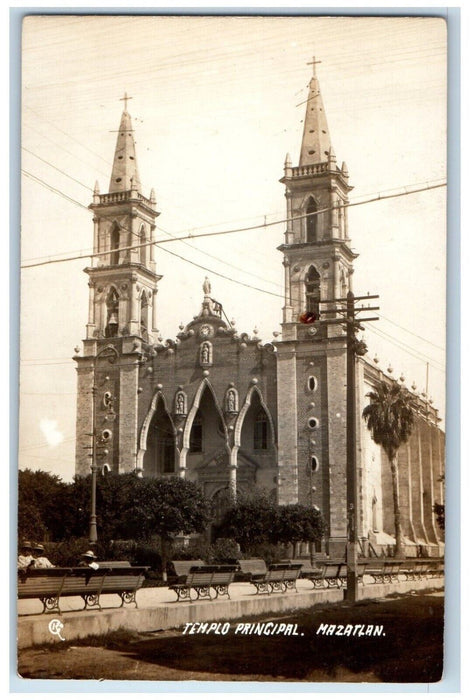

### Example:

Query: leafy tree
xmin=18 ymin=469 xmax=72 ymax=542
xmin=218 ymin=490 xmax=277 ymax=552
xmin=121 ymin=477 xmax=211 ymax=579
xmin=362 ymin=380 xmax=415 ymax=558
xmin=272 ymin=504 xmax=326 ymax=555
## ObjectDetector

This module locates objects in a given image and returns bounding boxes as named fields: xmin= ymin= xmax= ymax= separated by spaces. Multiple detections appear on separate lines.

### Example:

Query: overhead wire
xmin=20 ymin=178 xmax=446 ymax=269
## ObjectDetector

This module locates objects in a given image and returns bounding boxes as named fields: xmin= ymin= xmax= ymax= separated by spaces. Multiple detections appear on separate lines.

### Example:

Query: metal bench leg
xmin=81 ymin=593 xmax=101 ymax=611
xmin=40 ymin=595 xmax=60 ymax=615
xmin=120 ymin=591 xmax=138 ymax=608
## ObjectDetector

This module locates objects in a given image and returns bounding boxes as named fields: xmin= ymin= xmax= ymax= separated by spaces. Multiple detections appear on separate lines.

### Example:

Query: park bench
xmin=399 ymin=559 xmax=443 ymax=581
xmin=169 ymin=559 xmax=206 ymax=583
xmin=237 ymin=558 xmax=268 ymax=582
xmin=97 ymin=560 xmax=131 ymax=568
xmin=363 ymin=559 xmax=403 ymax=583
xmin=279 ymin=559 xmax=326 ymax=588
xmin=18 ymin=565 xmax=148 ymax=614
xmin=169 ymin=564 xmax=237 ymax=602
xmin=244 ymin=562 xmax=303 ymax=595
xmin=318 ymin=561 xmax=348 ymax=588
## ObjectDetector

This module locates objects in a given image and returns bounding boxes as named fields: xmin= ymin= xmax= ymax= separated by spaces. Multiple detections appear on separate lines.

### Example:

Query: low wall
xmin=17 ymin=577 xmax=443 ymax=650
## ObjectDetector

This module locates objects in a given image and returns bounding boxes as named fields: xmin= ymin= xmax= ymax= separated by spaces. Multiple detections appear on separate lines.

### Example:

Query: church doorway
xmin=142 ymin=399 xmax=176 ymax=477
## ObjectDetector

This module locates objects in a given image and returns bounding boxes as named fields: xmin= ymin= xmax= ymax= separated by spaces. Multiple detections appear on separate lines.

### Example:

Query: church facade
xmin=74 ymin=65 xmax=444 ymax=558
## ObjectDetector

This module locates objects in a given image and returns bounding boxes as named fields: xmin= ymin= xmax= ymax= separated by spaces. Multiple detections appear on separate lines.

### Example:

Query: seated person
xmin=17 ymin=541 xmax=33 ymax=569
xmin=31 ymin=543 xmax=54 ymax=568
xmin=78 ymin=550 xmax=99 ymax=570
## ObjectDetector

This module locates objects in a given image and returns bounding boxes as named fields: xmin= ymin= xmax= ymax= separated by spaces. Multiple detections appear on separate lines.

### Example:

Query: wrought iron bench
xmin=399 ymin=559 xmax=443 ymax=581
xmin=363 ymin=559 xmax=404 ymax=583
xmin=18 ymin=566 xmax=148 ymax=614
xmin=247 ymin=563 xmax=303 ymax=595
xmin=96 ymin=567 xmax=148 ymax=608
xmin=237 ymin=558 xmax=268 ymax=582
xmin=169 ymin=564 xmax=237 ymax=602
xmin=169 ymin=560 xmax=206 ymax=583
xmin=321 ymin=561 xmax=349 ymax=588
xmin=279 ymin=559 xmax=326 ymax=588
xmin=97 ymin=560 xmax=132 ymax=568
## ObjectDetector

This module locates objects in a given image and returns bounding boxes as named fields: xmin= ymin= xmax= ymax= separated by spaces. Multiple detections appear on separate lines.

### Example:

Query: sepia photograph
xmin=16 ymin=12 xmax=450 ymax=687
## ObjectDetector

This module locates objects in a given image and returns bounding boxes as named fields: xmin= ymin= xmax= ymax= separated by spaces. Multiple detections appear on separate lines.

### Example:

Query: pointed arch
xmin=105 ymin=285 xmax=120 ymax=337
xmin=139 ymin=224 xmax=147 ymax=265
xmin=96 ymin=343 xmax=119 ymax=363
xmin=139 ymin=289 xmax=149 ymax=340
xmin=136 ymin=390 xmax=177 ymax=474
xmin=305 ymin=195 xmax=318 ymax=243
xmin=305 ymin=265 xmax=321 ymax=316
xmin=110 ymin=223 xmax=120 ymax=265
xmin=233 ymin=385 xmax=277 ymax=465
xmin=180 ymin=378 xmax=229 ymax=469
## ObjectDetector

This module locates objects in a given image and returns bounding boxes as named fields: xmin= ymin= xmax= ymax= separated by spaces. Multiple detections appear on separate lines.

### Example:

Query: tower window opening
xmin=139 ymin=225 xmax=147 ymax=265
xmin=140 ymin=294 xmax=149 ymax=341
xmin=305 ymin=265 xmax=321 ymax=317
xmin=254 ymin=408 xmax=268 ymax=450
xmin=189 ymin=411 xmax=203 ymax=453
xmin=308 ymin=417 xmax=319 ymax=430
xmin=105 ymin=288 xmax=119 ymax=338
xmin=110 ymin=225 xmax=120 ymax=265
xmin=306 ymin=197 xmax=317 ymax=243
xmin=311 ymin=456 xmax=319 ymax=472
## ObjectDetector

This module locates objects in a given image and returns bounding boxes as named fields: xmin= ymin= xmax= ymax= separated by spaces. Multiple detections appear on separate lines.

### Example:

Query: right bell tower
xmin=279 ymin=57 xmax=356 ymax=342
xmin=276 ymin=59 xmax=358 ymax=557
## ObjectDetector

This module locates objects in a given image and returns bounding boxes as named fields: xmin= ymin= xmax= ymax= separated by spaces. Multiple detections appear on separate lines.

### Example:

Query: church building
xmin=74 ymin=64 xmax=444 ymax=558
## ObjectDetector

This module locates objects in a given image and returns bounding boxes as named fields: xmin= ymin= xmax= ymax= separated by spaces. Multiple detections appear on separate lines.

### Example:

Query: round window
xmin=308 ymin=417 xmax=319 ymax=429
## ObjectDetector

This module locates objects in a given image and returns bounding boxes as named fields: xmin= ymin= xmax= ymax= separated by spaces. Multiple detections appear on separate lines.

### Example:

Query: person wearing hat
xmin=78 ymin=550 xmax=99 ymax=570
xmin=31 ymin=543 xmax=54 ymax=569
xmin=17 ymin=541 xmax=33 ymax=569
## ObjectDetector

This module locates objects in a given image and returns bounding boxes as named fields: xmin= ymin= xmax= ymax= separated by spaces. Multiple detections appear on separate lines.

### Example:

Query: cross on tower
xmin=120 ymin=92 xmax=132 ymax=111
xmin=307 ymin=57 xmax=322 ymax=76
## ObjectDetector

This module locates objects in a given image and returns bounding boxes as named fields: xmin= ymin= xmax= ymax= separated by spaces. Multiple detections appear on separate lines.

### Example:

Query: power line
xmin=375 ymin=312 xmax=445 ymax=352
xmin=365 ymin=323 xmax=445 ymax=374
xmin=20 ymin=180 xmax=446 ymax=270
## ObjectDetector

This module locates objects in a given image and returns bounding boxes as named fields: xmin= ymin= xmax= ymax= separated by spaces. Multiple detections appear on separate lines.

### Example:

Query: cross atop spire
xmin=306 ymin=56 xmax=322 ymax=77
xmin=120 ymin=91 xmax=132 ymax=112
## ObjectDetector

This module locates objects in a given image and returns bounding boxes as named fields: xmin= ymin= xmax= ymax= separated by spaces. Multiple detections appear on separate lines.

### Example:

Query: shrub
xmin=209 ymin=538 xmax=241 ymax=563
xmin=170 ymin=539 xmax=212 ymax=563
xmin=243 ymin=541 xmax=291 ymax=565
xmin=132 ymin=542 xmax=162 ymax=571
xmin=46 ymin=538 xmax=100 ymax=567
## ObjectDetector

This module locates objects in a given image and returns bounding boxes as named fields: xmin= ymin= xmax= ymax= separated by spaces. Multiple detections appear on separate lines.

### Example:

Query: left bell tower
xmin=74 ymin=95 xmax=162 ymax=476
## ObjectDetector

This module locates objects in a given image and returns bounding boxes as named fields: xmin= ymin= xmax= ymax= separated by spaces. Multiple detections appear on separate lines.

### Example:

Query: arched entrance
xmin=142 ymin=398 xmax=176 ymax=477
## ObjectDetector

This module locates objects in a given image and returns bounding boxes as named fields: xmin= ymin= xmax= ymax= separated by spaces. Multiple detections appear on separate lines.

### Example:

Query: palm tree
xmin=362 ymin=380 xmax=415 ymax=558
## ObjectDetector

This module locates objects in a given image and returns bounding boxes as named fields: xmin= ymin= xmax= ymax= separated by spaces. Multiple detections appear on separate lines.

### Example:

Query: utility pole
xmin=319 ymin=291 xmax=379 ymax=602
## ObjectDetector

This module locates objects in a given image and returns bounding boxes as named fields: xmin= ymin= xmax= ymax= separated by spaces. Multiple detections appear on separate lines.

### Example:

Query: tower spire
xmin=299 ymin=57 xmax=332 ymax=167
xmin=108 ymin=94 xmax=142 ymax=193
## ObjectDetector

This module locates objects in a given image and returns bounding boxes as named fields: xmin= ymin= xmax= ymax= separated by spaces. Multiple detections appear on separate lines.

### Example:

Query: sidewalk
xmin=17 ymin=576 xmax=443 ymax=649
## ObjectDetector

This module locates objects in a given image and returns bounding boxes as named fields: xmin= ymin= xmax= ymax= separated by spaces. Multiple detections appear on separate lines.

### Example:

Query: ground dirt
xmin=18 ymin=591 xmax=444 ymax=683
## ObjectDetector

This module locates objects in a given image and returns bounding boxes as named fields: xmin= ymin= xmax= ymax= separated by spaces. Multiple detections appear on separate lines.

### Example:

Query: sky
xmin=18 ymin=14 xmax=447 ymax=483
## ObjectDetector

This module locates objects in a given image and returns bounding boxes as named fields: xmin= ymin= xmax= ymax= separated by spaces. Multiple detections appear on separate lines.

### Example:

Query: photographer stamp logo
xmin=48 ymin=619 xmax=65 ymax=641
